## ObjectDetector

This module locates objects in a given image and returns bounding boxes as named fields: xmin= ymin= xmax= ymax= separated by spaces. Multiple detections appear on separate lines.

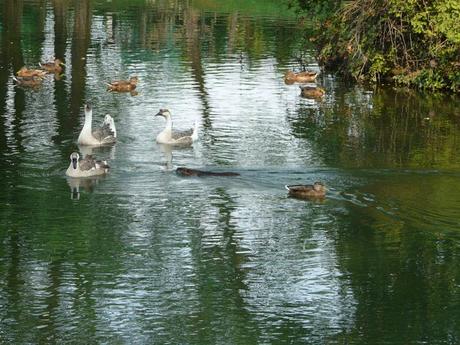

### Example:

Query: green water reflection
xmin=0 ymin=1 xmax=459 ymax=344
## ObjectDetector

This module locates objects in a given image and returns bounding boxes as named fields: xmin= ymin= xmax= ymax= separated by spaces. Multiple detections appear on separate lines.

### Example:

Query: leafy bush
xmin=287 ymin=0 xmax=460 ymax=92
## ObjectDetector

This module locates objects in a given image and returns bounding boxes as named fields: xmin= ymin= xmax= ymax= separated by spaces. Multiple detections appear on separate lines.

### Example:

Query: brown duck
xmin=13 ymin=75 xmax=44 ymax=87
xmin=285 ymin=182 xmax=326 ymax=198
xmin=176 ymin=167 xmax=240 ymax=177
xmin=40 ymin=58 xmax=65 ymax=73
xmin=299 ymin=85 xmax=325 ymax=99
xmin=106 ymin=76 xmax=138 ymax=92
xmin=284 ymin=70 xmax=318 ymax=84
xmin=17 ymin=67 xmax=47 ymax=78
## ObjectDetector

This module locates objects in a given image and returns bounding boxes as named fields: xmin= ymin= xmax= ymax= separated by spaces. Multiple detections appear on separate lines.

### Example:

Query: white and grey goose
xmin=155 ymin=108 xmax=198 ymax=146
xmin=78 ymin=104 xmax=117 ymax=146
xmin=65 ymin=152 xmax=110 ymax=178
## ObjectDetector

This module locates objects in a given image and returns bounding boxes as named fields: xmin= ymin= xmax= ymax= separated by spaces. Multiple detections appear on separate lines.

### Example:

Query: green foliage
xmin=289 ymin=0 xmax=460 ymax=92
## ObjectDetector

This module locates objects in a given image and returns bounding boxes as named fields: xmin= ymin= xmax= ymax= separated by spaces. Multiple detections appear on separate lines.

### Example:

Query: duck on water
xmin=16 ymin=66 xmax=47 ymax=78
xmin=78 ymin=104 xmax=117 ymax=146
xmin=284 ymin=70 xmax=318 ymax=84
xmin=106 ymin=76 xmax=138 ymax=92
xmin=39 ymin=58 xmax=65 ymax=74
xmin=285 ymin=182 xmax=326 ymax=198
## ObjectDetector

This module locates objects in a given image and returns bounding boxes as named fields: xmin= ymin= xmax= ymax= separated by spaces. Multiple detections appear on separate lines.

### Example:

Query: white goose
xmin=155 ymin=109 xmax=198 ymax=146
xmin=65 ymin=152 xmax=110 ymax=178
xmin=78 ymin=104 xmax=117 ymax=146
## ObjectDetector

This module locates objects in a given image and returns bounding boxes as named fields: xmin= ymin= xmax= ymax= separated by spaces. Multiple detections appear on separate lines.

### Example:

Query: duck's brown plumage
xmin=107 ymin=76 xmax=138 ymax=92
xmin=17 ymin=67 xmax=47 ymax=78
xmin=13 ymin=75 xmax=44 ymax=87
xmin=40 ymin=58 xmax=64 ymax=73
xmin=299 ymin=85 xmax=326 ymax=99
xmin=285 ymin=182 xmax=326 ymax=198
xmin=284 ymin=70 xmax=318 ymax=84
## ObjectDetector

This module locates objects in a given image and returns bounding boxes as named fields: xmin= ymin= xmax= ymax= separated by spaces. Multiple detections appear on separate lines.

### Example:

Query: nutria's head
xmin=176 ymin=167 xmax=194 ymax=176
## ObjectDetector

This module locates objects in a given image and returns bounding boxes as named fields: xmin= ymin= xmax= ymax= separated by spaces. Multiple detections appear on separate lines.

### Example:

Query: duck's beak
xmin=72 ymin=157 xmax=78 ymax=169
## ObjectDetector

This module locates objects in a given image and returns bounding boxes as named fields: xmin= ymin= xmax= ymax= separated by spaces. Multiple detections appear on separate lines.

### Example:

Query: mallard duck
xmin=285 ymin=182 xmax=326 ymax=198
xmin=155 ymin=109 xmax=198 ymax=146
xmin=106 ymin=76 xmax=138 ymax=92
xmin=65 ymin=152 xmax=110 ymax=178
xmin=300 ymin=85 xmax=326 ymax=99
xmin=39 ymin=58 xmax=65 ymax=73
xmin=12 ymin=75 xmax=44 ymax=87
xmin=17 ymin=67 xmax=47 ymax=78
xmin=284 ymin=70 xmax=318 ymax=84
xmin=77 ymin=104 xmax=117 ymax=146
xmin=176 ymin=167 xmax=240 ymax=177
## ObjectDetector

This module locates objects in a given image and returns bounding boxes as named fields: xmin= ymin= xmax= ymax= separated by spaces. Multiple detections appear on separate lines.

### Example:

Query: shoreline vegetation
xmin=287 ymin=0 xmax=460 ymax=93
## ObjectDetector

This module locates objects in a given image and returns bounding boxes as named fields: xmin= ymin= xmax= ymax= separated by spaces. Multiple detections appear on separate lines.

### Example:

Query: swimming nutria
xmin=176 ymin=167 xmax=240 ymax=177
xmin=285 ymin=182 xmax=326 ymax=198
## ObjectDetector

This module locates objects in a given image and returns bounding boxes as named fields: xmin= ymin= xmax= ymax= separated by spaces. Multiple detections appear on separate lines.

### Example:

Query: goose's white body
xmin=78 ymin=105 xmax=117 ymax=146
xmin=155 ymin=109 xmax=198 ymax=146
xmin=65 ymin=152 xmax=110 ymax=178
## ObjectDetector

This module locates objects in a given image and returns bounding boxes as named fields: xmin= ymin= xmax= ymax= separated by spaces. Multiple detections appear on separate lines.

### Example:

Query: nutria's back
xmin=176 ymin=167 xmax=240 ymax=177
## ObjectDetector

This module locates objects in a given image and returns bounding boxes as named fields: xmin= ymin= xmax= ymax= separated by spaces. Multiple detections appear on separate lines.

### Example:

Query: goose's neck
xmin=156 ymin=115 xmax=173 ymax=143
xmin=82 ymin=110 xmax=93 ymax=133
xmin=164 ymin=116 xmax=172 ymax=131
xmin=69 ymin=160 xmax=79 ymax=172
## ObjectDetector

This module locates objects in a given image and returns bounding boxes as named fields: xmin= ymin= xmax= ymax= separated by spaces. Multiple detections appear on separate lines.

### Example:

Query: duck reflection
xmin=78 ymin=143 xmax=116 ymax=160
xmin=67 ymin=175 xmax=106 ymax=200
xmin=158 ymin=143 xmax=194 ymax=171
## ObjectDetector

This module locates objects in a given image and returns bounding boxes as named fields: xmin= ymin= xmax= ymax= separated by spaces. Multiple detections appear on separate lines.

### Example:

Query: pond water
xmin=1 ymin=1 xmax=460 ymax=344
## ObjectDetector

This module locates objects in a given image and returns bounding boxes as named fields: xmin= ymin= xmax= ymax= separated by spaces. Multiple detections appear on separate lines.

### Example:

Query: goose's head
xmin=155 ymin=108 xmax=171 ymax=119
xmin=104 ymin=114 xmax=114 ymax=126
xmin=104 ymin=114 xmax=117 ymax=136
xmin=85 ymin=103 xmax=92 ymax=114
xmin=70 ymin=152 xmax=80 ymax=170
